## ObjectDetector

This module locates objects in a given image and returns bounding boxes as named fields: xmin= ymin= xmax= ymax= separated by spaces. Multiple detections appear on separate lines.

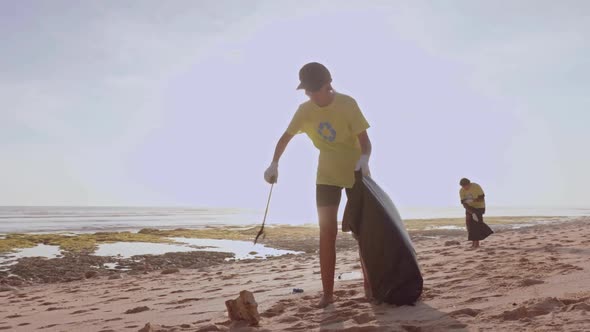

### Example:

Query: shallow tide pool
xmin=0 ymin=244 xmax=62 ymax=268
xmin=0 ymin=238 xmax=301 ymax=268
xmin=169 ymin=237 xmax=301 ymax=260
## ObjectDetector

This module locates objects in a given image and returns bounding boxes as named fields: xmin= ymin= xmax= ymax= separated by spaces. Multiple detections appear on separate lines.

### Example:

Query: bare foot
xmin=370 ymin=298 xmax=383 ymax=305
xmin=364 ymin=286 xmax=373 ymax=301
xmin=316 ymin=295 xmax=334 ymax=308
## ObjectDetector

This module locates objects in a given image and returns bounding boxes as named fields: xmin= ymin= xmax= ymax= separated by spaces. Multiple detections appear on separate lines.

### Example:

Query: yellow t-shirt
xmin=460 ymin=183 xmax=486 ymax=209
xmin=286 ymin=92 xmax=370 ymax=188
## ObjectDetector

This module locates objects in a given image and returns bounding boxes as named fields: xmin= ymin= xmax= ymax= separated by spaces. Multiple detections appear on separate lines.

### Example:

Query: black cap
xmin=297 ymin=62 xmax=332 ymax=91
xmin=460 ymin=178 xmax=471 ymax=186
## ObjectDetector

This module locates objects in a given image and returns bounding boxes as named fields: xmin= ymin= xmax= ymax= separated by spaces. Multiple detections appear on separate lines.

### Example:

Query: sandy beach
xmin=1 ymin=217 xmax=589 ymax=331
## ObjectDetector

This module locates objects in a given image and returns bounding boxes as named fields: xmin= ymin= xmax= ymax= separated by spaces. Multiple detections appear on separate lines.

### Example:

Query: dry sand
xmin=1 ymin=218 xmax=589 ymax=331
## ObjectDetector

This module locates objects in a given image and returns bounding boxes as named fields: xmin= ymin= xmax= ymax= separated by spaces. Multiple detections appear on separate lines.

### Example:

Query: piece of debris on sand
xmin=225 ymin=290 xmax=260 ymax=326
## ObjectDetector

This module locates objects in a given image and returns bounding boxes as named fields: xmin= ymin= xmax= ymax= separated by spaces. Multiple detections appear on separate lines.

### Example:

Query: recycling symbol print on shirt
xmin=317 ymin=122 xmax=336 ymax=142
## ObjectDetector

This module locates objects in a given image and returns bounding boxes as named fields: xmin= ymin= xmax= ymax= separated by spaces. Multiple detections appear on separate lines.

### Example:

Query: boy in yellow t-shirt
xmin=459 ymin=178 xmax=493 ymax=248
xmin=264 ymin=62 xmax=372 ymax=308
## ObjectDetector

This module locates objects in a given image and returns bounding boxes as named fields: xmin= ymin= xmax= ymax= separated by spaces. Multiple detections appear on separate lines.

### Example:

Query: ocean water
xmin=0 ymin=206 xmax=588 ymax=234
xmin=0 ymin=206 xmax=259 ymax=234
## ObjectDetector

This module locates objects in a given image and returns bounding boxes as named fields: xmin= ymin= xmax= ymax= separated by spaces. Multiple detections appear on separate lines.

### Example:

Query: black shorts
xmin=316 ymin=185 xmax=351 ymax=207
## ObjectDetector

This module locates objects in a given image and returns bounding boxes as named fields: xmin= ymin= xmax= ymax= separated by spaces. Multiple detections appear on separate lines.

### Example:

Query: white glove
xmin=264 ymin=162 xmax=278 ymax=184
xmin=472 ymin=213 xmax=479 ymax=222
xmin=465 ymin=199 xmax=474 ymax=204
xmin=355 ymin=154 xmax=370 ymax=176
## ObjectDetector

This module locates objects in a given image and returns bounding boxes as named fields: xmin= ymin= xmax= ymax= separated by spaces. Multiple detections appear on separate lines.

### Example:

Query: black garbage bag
xmin=343 ymin=173 xmax=423 ymax=305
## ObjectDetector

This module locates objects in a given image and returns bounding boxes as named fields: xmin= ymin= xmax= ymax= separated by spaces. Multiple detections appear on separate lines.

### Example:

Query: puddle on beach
xmin=95 ymin=239 xmax=301 ymax=260
xmin=0 ymin=239 xmax=301 ymax=267
xmin=94 ymin=242 xmax=196 ymax=258
xmin=170 ymin=237 xmax=301 ymax=260
xmin=101 ymin=262 xmax=131 ymax=271
xmin=0 ymin=244 xmax=62 ymax=269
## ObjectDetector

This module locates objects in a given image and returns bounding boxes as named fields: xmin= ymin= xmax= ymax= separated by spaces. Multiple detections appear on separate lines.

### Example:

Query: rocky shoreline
xmin=0 ymin=251 xmax=234 ymax=287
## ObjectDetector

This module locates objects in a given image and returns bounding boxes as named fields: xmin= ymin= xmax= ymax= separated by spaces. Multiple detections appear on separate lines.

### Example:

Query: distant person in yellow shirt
xmin=264 ymin=62 xmax=372 ymax=308
xmin=459 ymin=178 xmax=493 ymax=249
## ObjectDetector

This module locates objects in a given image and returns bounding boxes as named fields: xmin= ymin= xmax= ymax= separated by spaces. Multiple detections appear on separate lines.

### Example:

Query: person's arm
xmin=355 ymin=130 xmax=372 ymax=176
xmin=474 ymin=194 xmax=485 ymax=202
xmin=264 ymin=104 xmax=304 ymax=184
xmin=357 ymin=130 xmax=372 ymax=157
xmin=460 ymin=191 xmax=476 ymax=213
xmin=264 ymin=132 xmax=294 ymax=183
xmin=461 ymin=201 xmax=476 ymax=213
xmin=272 ymin=132 xmax=294 ymax=164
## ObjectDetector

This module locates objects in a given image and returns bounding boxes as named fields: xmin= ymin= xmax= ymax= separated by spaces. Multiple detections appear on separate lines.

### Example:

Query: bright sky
xmin=2 ymin=1 xmax=589 ymax=217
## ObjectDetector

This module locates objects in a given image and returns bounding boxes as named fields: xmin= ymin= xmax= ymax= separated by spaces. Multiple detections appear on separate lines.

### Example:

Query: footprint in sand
xmin=167 ymin=298 xmax=200 ymax=305
xmin=124 ymin=306 xmax=150 ymax=314
xmin=105 ymin=318 xmax=123 ymax=322
xmin=334 ymin=289 xmax=358 ymax=297
xmin=40 ymin=301 xmax=57 ymax=306
xmin=204 ymin=288 xmax=222 ymax=293
xmin=284 ymin=322 xmax=312 ymax=331
xmin=319 ymin=313 xmax=346 ymax=325
xmin=125 ymin=287 xmax=143 ymax=292
xmin=39 ymin=324 xmax=60 ymax=329
xmin=353 ymin=313 xmax=377 ymax=325
xmin=463 ymin=296 xmax=488 ymax=304
xmin=47 ymin=306 xmax=71 ymax=311
xmin=261 ymin=303 xmax=286 ymax=318
xmin=401 ymin=324 xmax=425 ymax=332
xmin=297 ymin=306 xmax=314 ymax=314
xmin=278 ymin=316 xmax=301 ymax=323
xmin=70 ymin=309 xmax=88 ymax=315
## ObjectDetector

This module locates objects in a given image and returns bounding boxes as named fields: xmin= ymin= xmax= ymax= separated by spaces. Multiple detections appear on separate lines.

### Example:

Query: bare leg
xmin=317 ymin=205 xmax=338 ymax=308
xmin=466 ymin=211 xmax=474 ymax=249
xmin=359 ymin=251 xmax=372 ymax=300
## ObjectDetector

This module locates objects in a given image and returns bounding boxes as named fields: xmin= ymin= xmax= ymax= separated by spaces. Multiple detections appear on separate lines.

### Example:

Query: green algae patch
xmin=0 ymin=232 xmax=175 ymax=254
xmin=0 ymin=234 xmax=39 ymax=253
xmin=138 ymin=225 xmax=320 ymax=241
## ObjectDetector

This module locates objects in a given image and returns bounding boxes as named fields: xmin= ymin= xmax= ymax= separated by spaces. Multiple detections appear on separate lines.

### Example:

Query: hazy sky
xmin=2 ymin=1 xmax=589 ymax=216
